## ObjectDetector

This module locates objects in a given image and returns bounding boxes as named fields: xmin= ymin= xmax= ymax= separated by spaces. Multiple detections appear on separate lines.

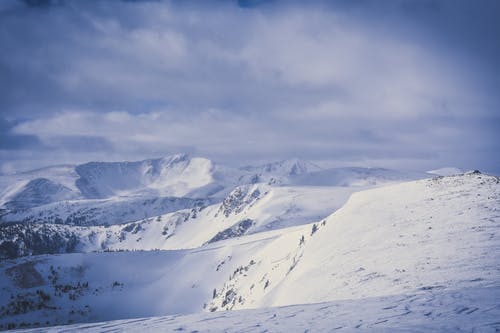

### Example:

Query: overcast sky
xmin=0 ymin=0 xmax=499 ymax=174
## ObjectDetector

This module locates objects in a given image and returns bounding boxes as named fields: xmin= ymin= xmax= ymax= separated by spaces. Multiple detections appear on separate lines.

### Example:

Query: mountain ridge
xmin=0 ymin=155 xmax=434 ymax=230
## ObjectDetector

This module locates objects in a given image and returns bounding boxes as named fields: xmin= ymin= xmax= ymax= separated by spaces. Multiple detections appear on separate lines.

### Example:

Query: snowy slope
xmin=1 ymin=195 xmax=211 ymax=227
xmin=123 ymin=183 xmax=356 ymax=250
xmin=0 ymin=184 xmax=355 ymax=258
xmin=19 ymin=285 xmax=500 ymax=332
xmin=2 ymin=179 xmax=79 ymax=211
xmin=208 ymin=172 xmax=500 ymax=311
xmin=0 ymin=166 xmax=81 ymax=208
xmin=0 ymin=172 xmax=498 ymax=330
xmin=74 ymin=154 xmax=216 ymax=199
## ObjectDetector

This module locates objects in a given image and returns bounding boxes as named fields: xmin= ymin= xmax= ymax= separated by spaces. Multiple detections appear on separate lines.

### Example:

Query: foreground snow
xmin=19 ymin=285 xmax=500 ymax=332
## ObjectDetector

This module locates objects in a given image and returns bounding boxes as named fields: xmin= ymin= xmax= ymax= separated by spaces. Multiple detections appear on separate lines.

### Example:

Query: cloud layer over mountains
xmin=0 ymin=0 xmax=499 ymax=173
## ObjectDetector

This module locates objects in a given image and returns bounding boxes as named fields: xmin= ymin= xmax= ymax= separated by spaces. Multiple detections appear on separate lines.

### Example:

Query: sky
xmin=0 ymin=0 xmax=499 ymax=174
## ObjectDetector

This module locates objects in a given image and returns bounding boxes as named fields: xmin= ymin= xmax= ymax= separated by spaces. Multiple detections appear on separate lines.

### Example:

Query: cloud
xmin=0 ymin=0 xmax=499 ymax=173
xmin=10 ymin=101 xmax=499 ymax=173
xmin=0 ymin=118 xmax=42 ymax=150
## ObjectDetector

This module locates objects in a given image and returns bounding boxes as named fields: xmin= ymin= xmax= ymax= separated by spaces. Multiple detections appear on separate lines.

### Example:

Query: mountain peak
xmin=159 ymin=153 xmax=190 ymax=164
xmin=242 ymin=158 xmax=322 ymax=176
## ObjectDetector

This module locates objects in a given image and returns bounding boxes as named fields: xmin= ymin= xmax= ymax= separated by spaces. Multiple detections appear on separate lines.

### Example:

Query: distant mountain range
xmin=0 ymin=154 xmax=429 ymax=215
xmin=0 ymin=155 xmax=434 ymax=259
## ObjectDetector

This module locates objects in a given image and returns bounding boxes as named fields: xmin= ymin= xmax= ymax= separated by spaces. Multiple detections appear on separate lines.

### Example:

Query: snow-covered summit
xmin=1 ymin=155 xmax=432 ymax=213
xmin=75 ymin=154 xmax=215 ymax=198
xmin=242 ymin=158 xmax=322 ymax=176
xmin=238 ymin=158 xmax=323 ymax=185
xmin=0 ymin=154 xmax=219 ymax=210
xmin=0 ymin=154 xmax=442 ymax=239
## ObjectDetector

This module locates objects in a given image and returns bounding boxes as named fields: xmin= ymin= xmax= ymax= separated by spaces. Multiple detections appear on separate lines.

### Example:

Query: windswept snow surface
xmin=0 ymin=172 xmax=498 ymax=331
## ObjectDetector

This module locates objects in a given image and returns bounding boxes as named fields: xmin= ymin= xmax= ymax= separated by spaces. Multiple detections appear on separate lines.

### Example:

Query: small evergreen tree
xmin=311 ymin=224 xmax=318 ymax=236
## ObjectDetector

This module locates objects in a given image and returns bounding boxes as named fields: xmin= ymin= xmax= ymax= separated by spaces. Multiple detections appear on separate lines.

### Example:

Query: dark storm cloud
xmin=0 ymin=0 xmax=499 ymax=173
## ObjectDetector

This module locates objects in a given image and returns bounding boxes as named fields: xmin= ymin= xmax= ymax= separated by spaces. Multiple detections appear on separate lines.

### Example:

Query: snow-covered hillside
xmin=1 ymin=155 xmax=431 ymax=259
xmin=1 ymin=195 xmax=211 ymax=227
xmin=208 ymin=172 xmax=500 ymax=310
xmin=0 ymin=172 xmax=498 ymax=330
xmin=0 ymin=184 xmax=354 ymax=258
xmin=74 ymin=154 xmax=217 ymax=199
xmin=19 ymin=285 xmax=500 ymax=332
xmin=0 ymin=166 xmax=81 ymax=209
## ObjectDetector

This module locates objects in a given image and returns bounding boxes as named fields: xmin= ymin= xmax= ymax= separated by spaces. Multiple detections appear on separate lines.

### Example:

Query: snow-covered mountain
xmin=0 ymin=171 xmax=498 ymax=330
xmin=1 ymin=155 xmax=431 ymax=210
xmin=239 ymin=158 xmax=323 ymax=185
xmin=0 ymin=154 xmax=219 ymax=210
xmin=0 ymin=155 xmax=230 ymax=229
xmin=2 ymin=155 xmax=427 ymax=260
xmin=0 ymin=184 xmax=355 ymax=258
xmin=0 ymin=165 xmax=81 ymax=209
xmin=208 ymin=171 xmax=500 ymax=310
xmin=0 ymin=155 xmax=429 ymax=226
xmin=74 ymin=154 xmax=219 ymax=199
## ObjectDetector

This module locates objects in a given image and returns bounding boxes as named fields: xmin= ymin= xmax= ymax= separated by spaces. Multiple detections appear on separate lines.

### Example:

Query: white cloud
xmin=1 ymin=1 xmax=498 ymax=173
